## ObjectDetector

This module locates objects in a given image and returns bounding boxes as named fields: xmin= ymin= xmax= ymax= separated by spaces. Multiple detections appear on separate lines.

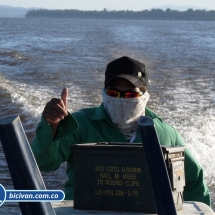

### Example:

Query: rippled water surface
xmin=0 ymin=18 xmax=214 ymax=213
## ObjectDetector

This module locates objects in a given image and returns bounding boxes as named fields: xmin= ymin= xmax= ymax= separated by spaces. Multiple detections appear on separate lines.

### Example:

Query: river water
xmin=0 ymin=18 xmax=214 ymax=213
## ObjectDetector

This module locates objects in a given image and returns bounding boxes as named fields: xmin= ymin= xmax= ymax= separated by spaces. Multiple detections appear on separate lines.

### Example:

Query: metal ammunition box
xmin=162 ymin=146 xmax=185 ymax=211
xmin=71 ymin=143 xmax=185 ymax=213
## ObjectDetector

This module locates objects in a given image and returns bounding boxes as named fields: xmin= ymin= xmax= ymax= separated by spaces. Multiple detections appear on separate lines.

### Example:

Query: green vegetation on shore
xmin=25 ymin=8 xmax=215 ymax=21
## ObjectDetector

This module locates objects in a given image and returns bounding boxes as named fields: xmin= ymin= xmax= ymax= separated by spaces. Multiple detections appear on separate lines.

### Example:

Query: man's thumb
xmin=61 ymin=88 xmax=68 ymax=109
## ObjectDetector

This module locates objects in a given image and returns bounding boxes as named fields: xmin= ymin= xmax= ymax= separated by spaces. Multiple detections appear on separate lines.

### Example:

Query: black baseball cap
xmin=104 ymin=56 xmax=148 ymax=88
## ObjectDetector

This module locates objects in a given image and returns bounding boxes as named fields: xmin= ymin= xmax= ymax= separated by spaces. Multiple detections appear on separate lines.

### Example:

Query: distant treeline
xmin=25 ymin=8 xmax=215 ymax=21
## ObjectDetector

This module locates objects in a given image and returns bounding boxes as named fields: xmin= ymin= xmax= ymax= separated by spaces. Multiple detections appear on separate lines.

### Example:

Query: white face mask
xmin=102 ymin=89 xmax=150 ymax=142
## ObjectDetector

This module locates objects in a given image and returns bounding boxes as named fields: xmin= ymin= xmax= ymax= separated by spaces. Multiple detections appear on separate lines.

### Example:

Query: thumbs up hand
xmin=42 ymin=88 xmax=68 ymax=135
xmin=61 ymin=87 xmax=68 ymax=112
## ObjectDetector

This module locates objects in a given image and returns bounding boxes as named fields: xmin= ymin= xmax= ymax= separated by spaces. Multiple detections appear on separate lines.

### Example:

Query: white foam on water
xmin=0 ymin=75 xmax=90 ymax=132
xmin=152 ymin=77 xmax=215 ymax=186
xmin=178 ymin=112 xmax=215 ymax=181
xmin=0 ymin=77 xmax=47 ymax=120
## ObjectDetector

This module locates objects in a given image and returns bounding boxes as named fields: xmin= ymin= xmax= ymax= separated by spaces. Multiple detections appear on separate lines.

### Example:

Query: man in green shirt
xmin=31 ymin=56 xmax=211 ymax=206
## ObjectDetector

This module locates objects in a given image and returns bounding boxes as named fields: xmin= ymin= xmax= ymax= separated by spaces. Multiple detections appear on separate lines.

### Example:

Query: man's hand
xmin=42 ymin=88 xmax=68 ymax=137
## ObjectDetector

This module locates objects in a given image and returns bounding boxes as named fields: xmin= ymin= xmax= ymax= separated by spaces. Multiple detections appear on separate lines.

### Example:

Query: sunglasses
xmin=105 ymin=88 xmax=143 ymax=98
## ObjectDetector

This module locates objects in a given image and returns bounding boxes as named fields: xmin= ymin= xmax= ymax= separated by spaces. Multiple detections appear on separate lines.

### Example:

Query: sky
xmin=0 ymin=0 xmax=215 ymax=11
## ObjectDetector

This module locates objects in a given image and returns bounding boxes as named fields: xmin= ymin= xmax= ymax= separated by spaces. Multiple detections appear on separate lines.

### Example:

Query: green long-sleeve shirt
xmin=31 ymin=104 xmax=211 ymax=206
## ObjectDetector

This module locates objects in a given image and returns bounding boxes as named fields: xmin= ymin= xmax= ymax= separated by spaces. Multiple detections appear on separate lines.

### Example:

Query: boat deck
xmin=52 ymin=201 xmax=215 ymax=215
